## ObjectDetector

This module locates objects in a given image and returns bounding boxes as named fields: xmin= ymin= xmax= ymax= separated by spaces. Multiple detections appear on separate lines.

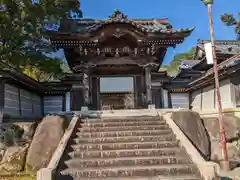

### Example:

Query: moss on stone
xmin=0 ymin=172 xmax=35 ymax=180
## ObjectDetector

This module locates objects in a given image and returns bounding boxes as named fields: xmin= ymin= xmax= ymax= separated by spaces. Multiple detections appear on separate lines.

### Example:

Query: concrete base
xmin=148 ymin=104 xmax=155 ymax=110
xmin=161 ymin=112 xmax=219 ymax=180
xmin=37 ymin=168 xmax=54 ymax=180
xmin=81 ymin=106 xmax=88 ymax=112
xmin=220 ymin=160 xmax=230 ymax=172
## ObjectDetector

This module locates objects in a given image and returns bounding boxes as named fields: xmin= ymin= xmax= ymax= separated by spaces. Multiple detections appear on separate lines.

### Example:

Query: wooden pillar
xmin=62 ymin=93 xmax=66 ymax=112
xmin=168 ymin=91 xmax=172 ymax=108
xmin=145 ymin=67 xmax=152 ymax=104
xmin=0 ymin=79 xmax=4 ymax=123
xmin=189 ymin=91 xmax=192 ymax=110
xmin=133 ymin=76 xmax=137 ymax=108
xmin=140 ymin=73 xmax=146 ymax=108
xmin=91 ymin=76 xmax=100 ymax=110
xmin=97 ymin=77 xmax=100 ymax=110
xmin=83 ymin=71 xmax=89 ymax=106
xmin=70 ymin=84 xmax=85 ymax=111
xmin=88 ymin=69 xmax=92 ymax=107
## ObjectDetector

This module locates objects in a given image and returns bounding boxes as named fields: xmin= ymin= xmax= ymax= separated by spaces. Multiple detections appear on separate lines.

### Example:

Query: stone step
xmin=63 ymin=175 xmax=202 ymax=180
xmin=81 ymin=120 xmax=166 ymax=128
xmin=69 ymin=147 xmax=184 ymax=159
xmin=82 ymin=116 xmax=161 ymax=123
xmin=65 ymin=156 xmax=192 ymax=168
xmin=79 ymin=124 xmax=169 ymax=132
xmin=74 ymin=134 xmax=176 ymax=144
xmin=71 ymin=140 xmax=179 ymax=151
xmin=60 ymin=164 xmax=199 ymax=178
xmin=77 ymin=129 xmax=172 ymax=138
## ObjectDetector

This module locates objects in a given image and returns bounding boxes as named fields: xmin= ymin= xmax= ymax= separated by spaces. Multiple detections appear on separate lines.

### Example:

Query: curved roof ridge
xmin=198 ymin=39 xmax=240 ymax=45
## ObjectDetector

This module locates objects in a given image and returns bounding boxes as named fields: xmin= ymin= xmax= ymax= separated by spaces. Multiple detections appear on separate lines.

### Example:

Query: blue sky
xmin=57 ymin=0 xmax=239 ymax=65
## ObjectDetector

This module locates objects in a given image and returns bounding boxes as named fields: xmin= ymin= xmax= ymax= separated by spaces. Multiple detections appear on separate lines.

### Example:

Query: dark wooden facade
xmin=0 ymin=61 xmax=72 ymax=122
xmin=50 ymin=10 xmax=193 ymax=110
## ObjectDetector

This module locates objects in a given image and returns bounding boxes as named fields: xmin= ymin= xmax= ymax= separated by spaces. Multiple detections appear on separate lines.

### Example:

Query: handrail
xmin=161 ymin=112 xmax=219 ymax=180
xmin=37 ymin=114 xmax=80 ymax=180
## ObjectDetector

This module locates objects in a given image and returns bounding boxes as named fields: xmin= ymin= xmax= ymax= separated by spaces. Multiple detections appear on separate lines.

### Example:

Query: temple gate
xmin=51 ymin=10 xmax=193 ymax=110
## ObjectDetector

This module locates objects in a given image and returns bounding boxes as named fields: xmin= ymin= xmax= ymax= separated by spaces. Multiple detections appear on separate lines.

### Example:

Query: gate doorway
xmin=99 ymin=77 xmax=134 ymax=110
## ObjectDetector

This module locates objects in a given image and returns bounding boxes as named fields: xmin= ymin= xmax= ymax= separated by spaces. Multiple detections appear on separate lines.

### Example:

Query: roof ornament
xmin=108 ymin=9 xmax=128 ymax=21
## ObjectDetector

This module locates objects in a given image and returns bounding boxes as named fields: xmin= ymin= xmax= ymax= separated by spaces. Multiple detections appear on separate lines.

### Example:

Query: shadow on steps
xmin=56 ymin=174 xmax=74 ymax=180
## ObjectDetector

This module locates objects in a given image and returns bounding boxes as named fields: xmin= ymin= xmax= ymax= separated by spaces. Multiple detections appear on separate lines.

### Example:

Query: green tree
xmin=167 ymin=47 xmax=196 ymax=77
xmin=0 ymin=0 xmax=81 ymax=81
xmin=159 ymin=65 xmax=168 ymax=71
xmin=221 ymin=13 xmax=240 ymax=40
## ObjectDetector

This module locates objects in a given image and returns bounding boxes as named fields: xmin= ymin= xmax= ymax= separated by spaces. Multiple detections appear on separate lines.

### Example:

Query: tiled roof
xmin=61 ymin=10 xmax=194 ymax=35
xmin=197 ymin=40 xmax=240 ymax=55
xmin=180 ymin=60 xmax=201 ymax=69
xmin=189 ymin=54 xmax=240 ymax=85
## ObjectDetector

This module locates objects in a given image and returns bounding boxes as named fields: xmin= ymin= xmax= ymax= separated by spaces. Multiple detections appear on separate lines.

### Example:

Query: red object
xmin=207 ymin=4 xmax=229 ymax=163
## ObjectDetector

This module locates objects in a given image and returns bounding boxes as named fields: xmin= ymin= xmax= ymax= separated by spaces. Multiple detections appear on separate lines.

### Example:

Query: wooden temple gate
xmin=90 ymin=75 xmax=144 ymax=110
xmin=50 ymin=10 xmax=193 ymax=110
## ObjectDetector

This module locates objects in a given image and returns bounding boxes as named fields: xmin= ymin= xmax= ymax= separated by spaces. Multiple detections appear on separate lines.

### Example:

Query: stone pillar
xmin=145 ymin=67 xmax=152 ymax=104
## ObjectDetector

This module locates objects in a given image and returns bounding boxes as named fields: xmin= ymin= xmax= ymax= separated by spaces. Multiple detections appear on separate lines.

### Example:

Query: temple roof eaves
xmin=58 ymin=10 xmax=194 ymax=38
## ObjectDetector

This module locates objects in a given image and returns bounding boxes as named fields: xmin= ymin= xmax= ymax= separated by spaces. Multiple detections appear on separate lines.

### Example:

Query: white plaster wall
xmin=191 ymin=78 xmax=233 ymax=112
xmin=202 ymin=85 xmax=215 ymax=110
xmin=191 ymin=89 xmax=202 ymax=111
xmin=218 ymin=79 xmax=233 ymax=109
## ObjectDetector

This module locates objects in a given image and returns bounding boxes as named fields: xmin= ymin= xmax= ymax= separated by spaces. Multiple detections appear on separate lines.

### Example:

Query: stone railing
xmin=36 ymin=114 xmax=80 ymax=180
xmin=196 ymin=108 xmax=240 ymax=118
xmin=160 ymin=112 xmax=219 ymax=180
xmin=100 ymin=109 xmax=158 ymax=118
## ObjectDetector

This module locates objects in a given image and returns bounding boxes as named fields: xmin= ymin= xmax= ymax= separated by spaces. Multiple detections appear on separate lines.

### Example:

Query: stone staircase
xmin=56 ymin=116 xmax=202 ymax=179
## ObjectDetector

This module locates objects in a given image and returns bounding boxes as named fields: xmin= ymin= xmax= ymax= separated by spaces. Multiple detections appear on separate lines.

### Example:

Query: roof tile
xmin=61 ymin=10 xmax=194 ymax=35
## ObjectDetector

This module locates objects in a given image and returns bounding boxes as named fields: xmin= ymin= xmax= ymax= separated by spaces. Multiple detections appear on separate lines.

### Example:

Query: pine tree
xmin=0 ymin=0 xmax=81 ymax=81
xmin=221 ymin=13 xmax=240 ymax=40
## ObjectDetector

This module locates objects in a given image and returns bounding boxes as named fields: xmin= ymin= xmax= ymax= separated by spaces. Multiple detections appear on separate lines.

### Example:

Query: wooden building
xmin=0 ymin=61 xmax=72 ymax=122
xmin=165 ymin=60 xmax=203 ymax=109
xmin=188 ymin=54 xmax=240 ymax=112
xmin=170 ymin=40 xmax=240 ymax=111
xmin=2 ymin=11 xmax=238 ymax=122
xmin=50 ymin=10 xmax=193 ymax=110
xmin=162 ymin=40 xmax=240 ymax=111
